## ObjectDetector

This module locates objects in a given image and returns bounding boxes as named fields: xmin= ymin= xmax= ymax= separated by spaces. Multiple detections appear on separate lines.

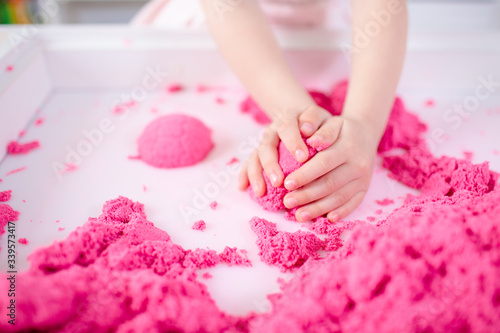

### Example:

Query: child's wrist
xmin=342 ymin=112 xmax=387 ymax=143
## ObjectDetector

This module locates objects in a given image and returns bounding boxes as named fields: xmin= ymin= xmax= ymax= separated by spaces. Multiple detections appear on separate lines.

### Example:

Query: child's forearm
xmin=200 ymin=0 xmax=314 ymax=119
xmin=343 ymin=0 xmax=408 ymax=141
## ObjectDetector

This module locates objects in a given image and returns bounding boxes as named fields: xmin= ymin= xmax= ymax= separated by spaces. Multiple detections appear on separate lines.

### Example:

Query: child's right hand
xmin=238 ymin=105 xmax=333 ymax=196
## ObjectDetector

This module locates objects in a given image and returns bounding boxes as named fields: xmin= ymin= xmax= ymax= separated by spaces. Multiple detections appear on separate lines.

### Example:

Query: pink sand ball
xmin=137 ymin=114 xmax=213 ymax=168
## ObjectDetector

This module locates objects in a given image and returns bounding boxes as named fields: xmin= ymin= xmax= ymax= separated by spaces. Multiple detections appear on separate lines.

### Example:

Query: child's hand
xmin=238 ymin=105 xmax=332 ymax=196
xmin=283 ymin=115 xmax=378 ymax=222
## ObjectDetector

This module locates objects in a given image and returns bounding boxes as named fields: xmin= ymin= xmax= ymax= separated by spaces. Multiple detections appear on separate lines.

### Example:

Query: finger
xmin=306 ymin=117 xmax=344 ymax=152
xmin=294 ymin=180 xmax=360 ymax=222
xmin=238 ymin=161 xmax=249 ymax=191
xmin=274 ymin=116 xmax=309 ymax=163
xmin=298 ymin=106 xmax=331 ymax=137
xmin=283 ymin=163 xmax=354 ymax=209
xmin=326 ymin=190 xmax=367 ymax=223
xmin=284 ymin=140 xmax=348 ymax=191
xmin=247 ymin=152 xmax=266 ymax=197
xmin=258 ymin=129 xmax=283 ymax=187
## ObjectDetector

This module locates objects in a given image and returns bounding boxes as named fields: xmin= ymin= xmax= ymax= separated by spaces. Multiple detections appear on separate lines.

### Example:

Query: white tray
xmin=0 ymin=26 xmax=499 ymax=315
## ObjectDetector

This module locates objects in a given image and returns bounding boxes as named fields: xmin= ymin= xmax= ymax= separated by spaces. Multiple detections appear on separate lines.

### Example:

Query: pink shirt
xmin=131 ymin=0 xmax=349 ymax=29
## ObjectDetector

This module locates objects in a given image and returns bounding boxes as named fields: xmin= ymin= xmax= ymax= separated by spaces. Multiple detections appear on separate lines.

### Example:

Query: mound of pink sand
xmin=250 ymin=168 xmax=499 ymax=332
xmin=244 ymin=81 xmax=499 ymax=332
xmin=0 ymin=197 xmax=251 ymax=332
xmin=137 ymin=114 xmax=213 ymax=168
xmin=250 ymin=217 xmax=323 ymax=272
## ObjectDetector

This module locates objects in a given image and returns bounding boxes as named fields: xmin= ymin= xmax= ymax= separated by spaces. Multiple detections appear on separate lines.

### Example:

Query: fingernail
xmin=299 ymin=211 xmax=311 ymax=222
xmin=300 ymin=123 xmax=313 ymax=135
xmin=295 ymin=149 xmax=307 ymax=162
xmin=307 ymin=135 xmax=329 ymax=152
xmin=253 ymin=185 xmax=261 ymax=196
xmin=311 ymin=134 xmax=324 ymax=142
xmin=284 ymin=197 xmax=297 ymax=208
xmin=307 ymin=135 xmax=323 ymax=146
xmin=330 ymin=214 xmax=339 ymax=223
xmin=269 ymin=173 xmax=278 ymax=186
xmin=284 ymin=178 xmax=296 ymax=190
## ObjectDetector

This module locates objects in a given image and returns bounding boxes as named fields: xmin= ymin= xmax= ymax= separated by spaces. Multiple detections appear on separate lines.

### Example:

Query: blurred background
xmin=0 ymin=0 xmax=499 ymax=32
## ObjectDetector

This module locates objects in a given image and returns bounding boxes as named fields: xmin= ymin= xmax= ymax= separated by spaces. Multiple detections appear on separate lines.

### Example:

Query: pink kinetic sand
xmin=5 ymin=166 xmax=27 ymax=176
xmin=424 ymin=98 xmax=436 ymax=107
xmin=375 ymin=198 xmax=394 ymax=206
xmin=0 ymin=190 xmax=11 ymax=202
xmin=167 ymin=83 xmax=183 ymax=93
xmin=0 ymin=204 xmax=19 ymax=250
xmin=137 ymin=114 xmax=214 ymax=168
xmin=463 ymin=150 xmax=474 ymax=161
xmin=59 ymin=163 xmax=78 ymax=175
xmin=249 ymin=141 xmax=317 ymax=212
xmin=239 ymin=96 xmax=272 ymax=125
xmin=251 ymin=189 xmax=500 ymax=332
xmin=7 ymin=140 xmax=40 ymax=155
xmin=248 ymin=215 xmax=354 ymax=271
xmin=0 ymin=197 xmax=251 ymax=332
xmin=209 ymin=201 xmax=218 ymax=210
xmin=227 ymin=157 xmax=239 ymax=165
xmin=112 ymin=100 xmax=136 ymax=115
xmin=192 ymin=220 xmax=206 ymax=231
xmin=2 ymin=80 xmax=499 ymax=332
xmin=219 ymin=247 xmax=252 ymax=267
xmin=18 ymin=238 xmax=28 ymax=245
xmin=250 ymin=217 xmax=323 ymax=272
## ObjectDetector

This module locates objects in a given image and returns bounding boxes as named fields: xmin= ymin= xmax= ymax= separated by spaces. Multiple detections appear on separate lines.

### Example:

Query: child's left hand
xmin=283 ymin=114 xmax=379 ymax=222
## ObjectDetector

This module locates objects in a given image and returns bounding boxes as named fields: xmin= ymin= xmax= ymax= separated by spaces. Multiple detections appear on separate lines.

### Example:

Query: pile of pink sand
xmin=0 ymin=197 xmax=250 ymax=332
xmin=245 ymin=81 xmax=499 ymax=332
